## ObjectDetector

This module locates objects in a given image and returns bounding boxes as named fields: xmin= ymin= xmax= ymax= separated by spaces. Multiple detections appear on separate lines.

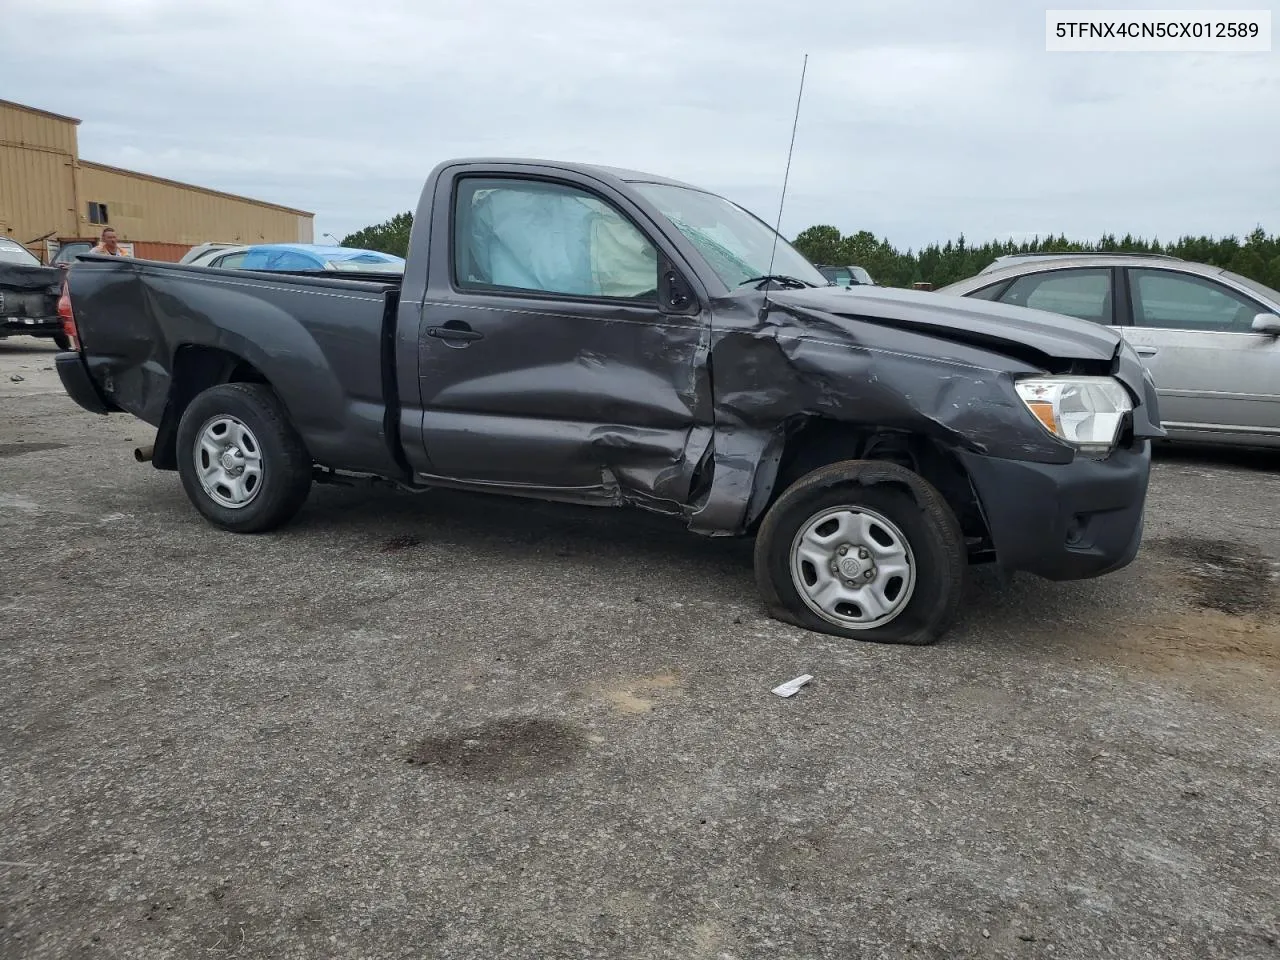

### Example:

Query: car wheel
xmin=753 ymin=460 xmax=965 ymax=645
xmin=175 ymin=383 xmax=313 ymax=533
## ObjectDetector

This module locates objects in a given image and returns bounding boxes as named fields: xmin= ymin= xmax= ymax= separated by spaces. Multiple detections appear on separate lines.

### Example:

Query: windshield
xmin=0 ymin=237 xmax=40 ymax=266
xmin=53 ymin=242 xmax=92 ymax=264
xmin=631 ymin=183 xmax=827 ymax=289
xmin=1221 ymin=270 xmax=1280 ymax=306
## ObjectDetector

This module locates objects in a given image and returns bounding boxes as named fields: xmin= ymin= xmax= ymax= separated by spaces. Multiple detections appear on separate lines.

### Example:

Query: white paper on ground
xmin=771 ymin=674 xmax=814 ymax=698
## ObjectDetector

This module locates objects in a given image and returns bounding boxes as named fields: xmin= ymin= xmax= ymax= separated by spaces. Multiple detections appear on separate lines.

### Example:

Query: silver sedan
xmin=938 ymin=254 xmax=1280 ymax=449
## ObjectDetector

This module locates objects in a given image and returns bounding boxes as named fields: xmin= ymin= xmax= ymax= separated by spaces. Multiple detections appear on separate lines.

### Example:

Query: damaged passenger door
xmin=415 ymin=169 xmax=711 ymax=505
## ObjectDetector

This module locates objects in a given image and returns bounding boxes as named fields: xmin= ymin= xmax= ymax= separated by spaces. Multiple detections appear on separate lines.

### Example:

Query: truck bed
xmin=65 ymin=254 xmax=407 ymax=479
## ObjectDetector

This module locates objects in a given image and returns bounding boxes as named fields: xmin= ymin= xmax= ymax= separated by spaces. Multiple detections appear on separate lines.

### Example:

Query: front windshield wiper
xmin=737 ymin=274 xmax=814 ymax=290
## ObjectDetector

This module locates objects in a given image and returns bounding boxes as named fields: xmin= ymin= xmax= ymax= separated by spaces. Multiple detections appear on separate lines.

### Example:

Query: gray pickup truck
xmin=55 ymin=158 xmax=1163 ymax=645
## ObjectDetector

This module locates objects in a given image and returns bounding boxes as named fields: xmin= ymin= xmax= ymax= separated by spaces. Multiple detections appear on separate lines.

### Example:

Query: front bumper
xmin=55 ymin=351 xmax=116 ymax=415
xmin=958 ymin=441 xmax=1151 ymax=581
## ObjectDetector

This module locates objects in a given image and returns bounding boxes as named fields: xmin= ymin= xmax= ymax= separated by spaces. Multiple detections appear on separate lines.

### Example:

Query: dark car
xmin=0 ymin=235 xmax=68 ymax=349
xmin=54 ymin=159 xmax=1163 ymax=646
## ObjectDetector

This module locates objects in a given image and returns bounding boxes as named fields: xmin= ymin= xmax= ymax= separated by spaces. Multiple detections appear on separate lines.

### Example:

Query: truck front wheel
xmin=175 ymin=383 xmax=313 ymax=533
xmin=753 ymin=460 xmax=966 ymax=645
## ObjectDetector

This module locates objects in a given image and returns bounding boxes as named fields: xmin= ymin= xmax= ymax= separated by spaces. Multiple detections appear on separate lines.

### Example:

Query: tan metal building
xmin=0 ymin=98 xmax=313 ymax=262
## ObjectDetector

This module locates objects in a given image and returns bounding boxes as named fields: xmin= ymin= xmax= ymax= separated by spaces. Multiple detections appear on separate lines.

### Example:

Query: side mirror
xmin=1252 ymin=313 xmax=1280 ymax=336
xmin=659 ymin=263 xmax=697 ymax=314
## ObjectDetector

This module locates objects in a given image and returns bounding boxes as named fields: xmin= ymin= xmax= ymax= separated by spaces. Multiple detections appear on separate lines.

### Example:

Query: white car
xmin=182 ymin=244 xmax=252 ymax=269
xmin=180 ymin=242 xmax=238 ymax=265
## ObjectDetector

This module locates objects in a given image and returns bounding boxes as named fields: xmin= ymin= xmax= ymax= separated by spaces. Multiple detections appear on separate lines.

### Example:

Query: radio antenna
xmin=761 ymin=53 xmax=809 ymax=319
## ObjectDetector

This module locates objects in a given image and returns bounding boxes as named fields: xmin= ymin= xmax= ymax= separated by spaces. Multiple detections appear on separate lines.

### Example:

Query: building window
xmin=87 ymin=202 xmax=109 ymax=224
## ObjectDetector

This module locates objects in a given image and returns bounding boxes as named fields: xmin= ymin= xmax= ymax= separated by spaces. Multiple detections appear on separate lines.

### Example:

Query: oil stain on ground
xmin=1096 ymin=537 xmax=1280 ymax=713
xmin=380 ymin=534 xmax=422 ymax=553
xmin=0 ymin=442 xmax=66 ymax=458
xmin=405 ymin=718 xmax=590 ymax=781
xmin=1150 ymin=536 xmax=1277 ymax=616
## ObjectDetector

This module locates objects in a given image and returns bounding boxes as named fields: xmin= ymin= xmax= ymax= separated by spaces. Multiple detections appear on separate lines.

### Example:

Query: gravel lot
xmin=2 ymin=336 xmax=1278 ymax=959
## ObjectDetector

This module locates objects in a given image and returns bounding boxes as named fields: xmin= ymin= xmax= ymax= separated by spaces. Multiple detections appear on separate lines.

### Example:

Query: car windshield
xmin=54 ymin=243 xmax=92 ymax=264
xmin=0 ymin=238 xmax=40 ymax=266
xmin=631 ymin=183 xmax=827 ymax=289
xmin=1221 ymin=270 xmax=1280 ymax=306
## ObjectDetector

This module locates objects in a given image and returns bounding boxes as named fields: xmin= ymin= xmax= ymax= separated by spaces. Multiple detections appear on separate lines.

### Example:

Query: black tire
xmin=52 ymin=332 xmax=73 ymax=351
xmin=754 ymin=460 xmax=965 ymax=645
xmin=175 ymin=382 xmax=313 ymax=533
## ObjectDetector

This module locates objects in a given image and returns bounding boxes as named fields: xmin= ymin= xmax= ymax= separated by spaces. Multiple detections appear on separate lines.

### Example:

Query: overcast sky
xmin=6 ymin=0 xmax=1278 ymax=249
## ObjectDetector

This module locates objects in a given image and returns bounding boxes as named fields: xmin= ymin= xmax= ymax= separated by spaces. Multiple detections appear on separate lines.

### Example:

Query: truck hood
xmin=771 ymin=283 xmax=1121 ymax=365
xmin=765 ymin=281 xmax=1167 ymax=442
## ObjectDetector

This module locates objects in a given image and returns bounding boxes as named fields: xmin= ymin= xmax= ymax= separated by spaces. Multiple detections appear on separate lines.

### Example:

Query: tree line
xmin=342 ymin=212 xmax=413 ymax=261
xmin=792 ymin=225 xmax=1280 ymax=290
xmin=344 ymin=214 xmax=1280 ymax=291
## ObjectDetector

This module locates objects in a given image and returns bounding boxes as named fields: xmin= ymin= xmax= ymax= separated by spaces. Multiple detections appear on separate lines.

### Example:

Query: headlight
xmin=1014 ymin=376 xmax=1132 ymax=457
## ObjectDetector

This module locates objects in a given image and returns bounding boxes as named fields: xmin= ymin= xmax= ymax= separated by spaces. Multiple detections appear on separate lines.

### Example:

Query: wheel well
xmin=759 ymin=419 xmax=993 ymax=559
xmin=152 ymin=346 xmax=271 ymax=471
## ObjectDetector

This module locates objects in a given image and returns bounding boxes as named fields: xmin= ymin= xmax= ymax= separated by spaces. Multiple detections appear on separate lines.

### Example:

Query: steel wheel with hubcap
xmin=789 ymin=505 xmax=917 ymax=630
xmin=175 ymin=382 xmax=313 ymax=533
xmin=754 ymin=459 xmax=966 ymax=645
xmin=195 ymin=415 xmax=264 ymax=509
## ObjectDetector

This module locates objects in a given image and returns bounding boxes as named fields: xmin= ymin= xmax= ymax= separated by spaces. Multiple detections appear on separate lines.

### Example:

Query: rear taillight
xmin=57 ymin=277 xmax=78 ymax=351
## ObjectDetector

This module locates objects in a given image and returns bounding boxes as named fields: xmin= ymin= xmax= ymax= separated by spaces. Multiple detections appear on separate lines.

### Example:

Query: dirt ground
xmin=2 ymin=336 xmax=1278 ymax=959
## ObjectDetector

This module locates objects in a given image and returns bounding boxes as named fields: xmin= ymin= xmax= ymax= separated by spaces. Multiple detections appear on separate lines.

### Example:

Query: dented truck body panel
xmin=688 ymin=284 xmax=1161 ymax=535
xmin=66 ymin=260 xmax=406 ymax=480
xmin=60 ymin=157 xmax=1161 ymax=580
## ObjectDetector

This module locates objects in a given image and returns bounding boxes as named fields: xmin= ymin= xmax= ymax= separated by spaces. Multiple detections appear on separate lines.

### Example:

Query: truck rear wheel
xmin=753 ymin=460 xmax=965 ymax=645
xmin=175 ymin=383 xmax=313 ymax=533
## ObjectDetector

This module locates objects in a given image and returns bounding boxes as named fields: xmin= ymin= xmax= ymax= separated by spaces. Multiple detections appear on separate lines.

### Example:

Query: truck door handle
xmin=1135 ymin=347 xmax=1158 ymax=357
xmin=427 ymin=323 xmax=484 ymax=342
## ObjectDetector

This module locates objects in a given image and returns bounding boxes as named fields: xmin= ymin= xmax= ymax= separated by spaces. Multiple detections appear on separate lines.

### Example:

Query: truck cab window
xmin=453 ymin=178 xmax=658 ymax=301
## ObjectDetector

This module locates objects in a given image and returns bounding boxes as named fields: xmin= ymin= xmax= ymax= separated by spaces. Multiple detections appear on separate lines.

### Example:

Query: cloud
xmin=6 ymin=0 xmax=1277 ymax=248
